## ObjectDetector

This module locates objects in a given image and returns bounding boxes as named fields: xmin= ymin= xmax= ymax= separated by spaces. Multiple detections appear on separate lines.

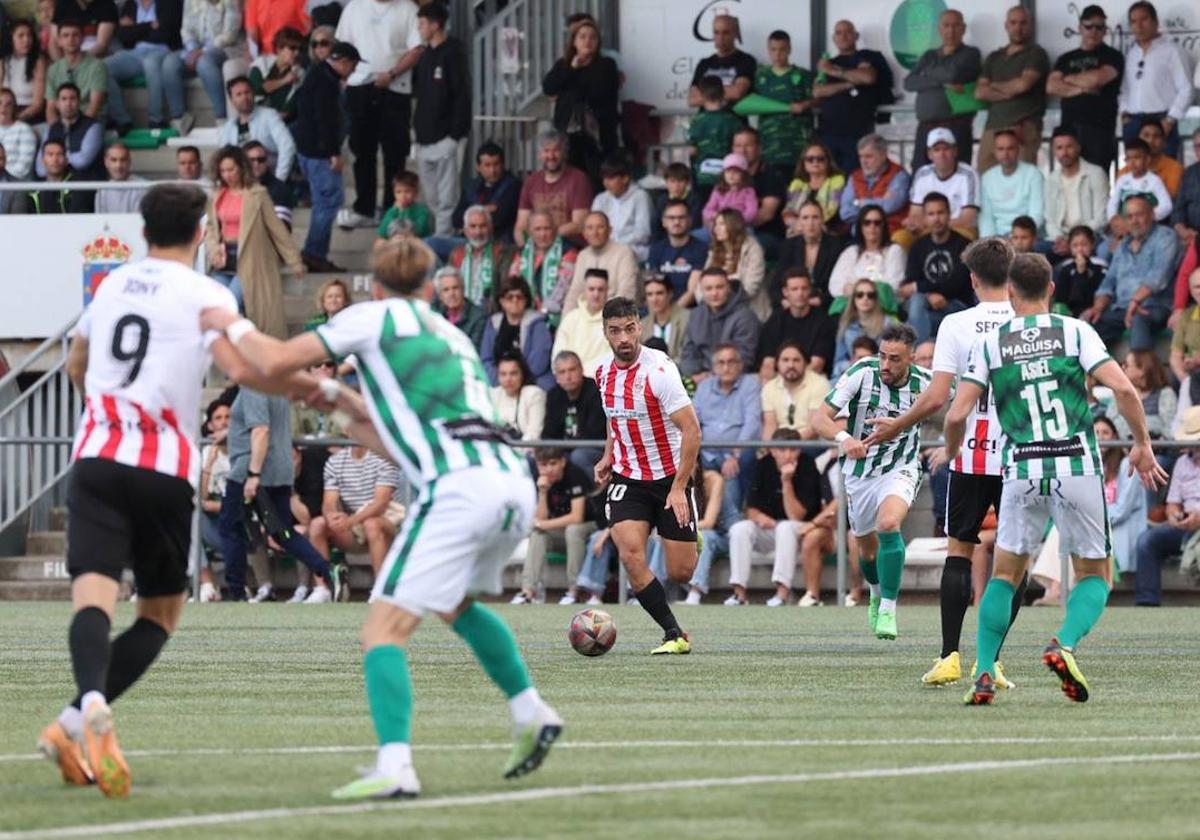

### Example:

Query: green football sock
xmin=974 ymin=579 xmax=1016 ymax=680
xmin=876 ymin=531 xmax=906 ymax=601
xmin=364 ymin=644 xmax=413 ymax=745
xmin=1056 ymin=575 xmax=1109 ymax=649
xmin=860 ymin=557 xmax=879 ymax=586
xmin=452 ymin=602 xmax=533 ymax=699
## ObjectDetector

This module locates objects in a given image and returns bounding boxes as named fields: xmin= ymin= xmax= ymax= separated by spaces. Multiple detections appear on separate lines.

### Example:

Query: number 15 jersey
xmin=962 ymin=313 xmax=1110 ymax=481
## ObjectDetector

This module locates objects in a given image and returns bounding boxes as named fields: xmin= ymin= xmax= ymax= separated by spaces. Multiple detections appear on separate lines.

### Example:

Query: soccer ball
xmin=568 ymin=608 xmax=617 ymax=657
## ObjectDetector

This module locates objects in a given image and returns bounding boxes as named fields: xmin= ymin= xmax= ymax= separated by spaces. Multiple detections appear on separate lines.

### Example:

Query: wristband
xmin=247 ymin=470 xmax=261 ymax=478
xmin=835 ymin=431 xmax=851 ymax=444
xmin=225 ymin=318 xmax=257 ymax=345
xmin=318 ymin=377 xmax=342 ymax=403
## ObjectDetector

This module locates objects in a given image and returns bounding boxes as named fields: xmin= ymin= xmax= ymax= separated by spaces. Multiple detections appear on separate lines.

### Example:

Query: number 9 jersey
xmin=71 ymin=258 xmax=238 ymax=487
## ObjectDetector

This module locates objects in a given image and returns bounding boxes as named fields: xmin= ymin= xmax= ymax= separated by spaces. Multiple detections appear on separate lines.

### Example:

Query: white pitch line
xmin=3 ymin=751 xmax=1200 ymax=840
xmin=3 ymin=733 xmax=1200 ymax=764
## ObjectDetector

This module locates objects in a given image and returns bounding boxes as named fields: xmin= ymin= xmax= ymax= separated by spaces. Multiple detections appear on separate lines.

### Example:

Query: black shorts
xmin=945 ymin=471 xmax=1003 ymax=545
xmin=67 ymin=458 xmax=195 ymax=597
xmin=605 ymin=473 xmax=698 ymax=543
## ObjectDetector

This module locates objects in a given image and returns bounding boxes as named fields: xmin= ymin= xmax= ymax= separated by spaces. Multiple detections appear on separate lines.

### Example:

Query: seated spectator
xmin=552 ymin=268 xmax=610 ymax=375
xmin=0 ymin=145 xmax=18 ymax=214
xmin=105 ymin=0 xmax=186 ymax=134
xmin=680 ymin=267 xmax=760 ymax=380
xmin=1053 ymin=225 xmax=1106 ymax=317
xmin=687 ymin=12 xmax=755 ymax=108
xmin=563 ymin=479 xmax=614 ymax=605
xmin=1010 ymin=215 xmax=1038 ymax=253
xmin=795 ymin=462 xmax=844 ymax=606
xmin=491 ymin=350 xmax=546 ymax=442
xmin=448 ymin=140 xmax=520 ymax=248
xmin=898 ymin=127 xmax=979 ymax=246
xmin=197 ymin=396 xmax=231 ymax=602
xmin=754 ymin=30 xmax=815 ymax=181
xmin=40 ymin=82 xmax=103 ymax=181
xmin=978 ymin=128 xmax=1043 ymax=237
xmin=0 ymin=87 xmax=38 ymax=178
xmin=706 ymin=208 xmax=768 ymax=320
xmin=543 ymin=350 xmax=606 ymax=473
xmin=0 ymin=20 xmax=48 ymax=123
xmin=481 ymin=275 xmax=553 ymax=390
xmin=307 ymin=23 xmax=334 ymax=70
xmin=591 ymin=152 xmax=651 ymax=262
xmin=761 ymin=340 xmax=831 ymax=440
xmin=511 ymin=448 xmax=593 ymax=605
xmin=1093 ymin=417 xmax=1145 ymax=579
xmin=1173 ymin=130 xmax=1200 ymax=248
xmin=783 ymin=142 xmax=843 ymax=229
xmin=174 ymin=143 xmax=206 ymax=183
xmin=694 ymin=343 xmax=761 ymax=526
xmin=94 ymin=140 xmax=146 ymax=213
xmin=1134 ymin=119 xmax=1183 ymax=198
xmin=652 ymin=162 xmax=702 ymax=237
xmin=1082 ymin=194 xmax=1178 ymax=350
xmin=245 ymin=0 xmax=308 ymax=59
xmin=561 ymin=211 xmax=638 ymax=312
xmin=1135 ymin=433 xmax=1200 ymax=607
xmin=1109 ymin=349 xmax=1176 ymax=440
xmin=724 ymin=428 xmax=825 ymax=605
xmin=702 ymin=152 xmax=758 ymax=230
xmin=245 ymin=139 xmax=294 ymax=228
xmin=731 ymin=126 xmax=788 ymax=257
xmin=1043 ymin=126 xmax=1109 ymax=258
xmin=849 ymin=334 xmax=878 ymax=364
xmin=1106 ymin=139 xmax=1172 ymax=235
xmin=445 ymin=206 xmax=513 ymax=308
xmin=899 ymin=192 xmax=973 ymax=342
xmin=757 ymin=269 xmax=835 ymax=378
xmin=834 ymin=278 xmax=898 ymax=375
xmin=773 ymin=199 xmax=845 ymax=309
xmin=20 ymin=138 xmax=92 ymax=212
xmin=248 ymin=26 xmax=303 ymax=121
xmin=217 ymin=76 xmax=296 ymax=184
xmin=301 ymin=277 xmax=348 ymax=331
xmin=307 ymin=444 xmax=401 ymax=578
xmin=838 ymin=133 xmax=910 ymax=236
xmin=432 ymin=265 xmax=486 ymax=351
xmin=509 ymin=209 xmax=577 ymax=314
xmin=1170 ymin=268 xmax=1200 ymax=388
xmin=648 ymin=198 xmax=709 ymax=307
xmin=541 ymin=17 xmax=618 ymax=186
xmin=828 ymin=204 xmax=905 ymax=300
xmin=378 ymin=170 xmax=433 ymax=239
xmin=178 ymin=0 xmax=244 ymax=123
xmin=688 ymin=73 xmax=741 ymax=199
xmin=641 ymin=275 xmax=690 ymax=362
xmin=513 ymin=128 xmax=592 ymax=246
xmin=680 ymin=464 xmax=726 ymax=605
xmin=44 ymin=21 xmax=106 ymax=123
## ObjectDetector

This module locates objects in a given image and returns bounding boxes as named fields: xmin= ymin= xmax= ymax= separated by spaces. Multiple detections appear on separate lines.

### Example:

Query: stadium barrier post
xmin=835 ymin=478 xmax=848 ymax=608
xmin=190 ymin=484 xmax=203 ymax=603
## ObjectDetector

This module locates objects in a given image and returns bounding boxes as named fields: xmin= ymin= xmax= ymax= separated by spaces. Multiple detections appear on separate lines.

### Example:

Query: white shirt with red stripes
xmin=595 ymin=345 xmax=692 ymax=481
xmin=71 ymin=257 xmax=238 ymax=487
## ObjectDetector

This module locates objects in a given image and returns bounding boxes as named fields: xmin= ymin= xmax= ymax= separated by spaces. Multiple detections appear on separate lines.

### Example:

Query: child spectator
xmin=248 ymin=26 xmax=305 ymax=122
xmin=303 ymin=278 xmax=350 ymax=331
xmin=702 ymin=152 xmax=758 ymax=228
xmin=688 ymin=75 xmax=742 ymax=195
xmin=591 ymin=152 xmax=653 ymax=262
xmin=378 ymin=170 xmax=433 ymax=239
xmin=783 ymin=142 xmax=843 ymax=229
xmin=511 ymin=448 xmax=594 ymax=605
xmin=1106 ymin=138 xmax=1173 ymax=230
xmin=652 ymin=162 xmax=703 ymax=236
xmin=1053 ymin=225 xmax=1105 ymax=317
xmin=1009 ymin=215 xmax=1038 ymax=253
xmin=198 ymin=397 xmax=232 ymax=602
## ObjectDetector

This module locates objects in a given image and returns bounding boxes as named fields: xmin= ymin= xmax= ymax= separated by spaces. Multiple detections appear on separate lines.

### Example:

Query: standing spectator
xmin=974 ymin=5 xmax=1049 ymax=172
xmin=245 ymin=0 xmax=308 ymax=58
xmin=730 ymin=127 xmax=788 ymax=257
xmin=827 ymin=204 xmax=905 ymax=299
xmin=1172 ymin=131 xmax=1200 ymax=246
xmin=900 ymin=192 xmax=973 ymax=342
xmin=641 ymin=275 xmax=690 ymax=363
xmin=543 ymin=350 xmax=607 ymax=473
xmin=412 ymin=2 xmax=469 ymax=238
xmin=761 ymin=341 xmax=831 ymax=439
xmin=1106 ymin=138 xmax=1172 ymax=233
xmin=448 ymin=205 xmax=511 ymax=306
xmin=903 ymin=9 xmax=982 ymax=170
xmin=481 ymin=275 xmax=554 ymax=390
xmin=838 ymin=133 xmax=911 ymax=235
xmin=432 ymin=265 xmax=486 ymax=351
xmin=174 ymin=143 xmax=204 ymax=182
xmin=773 ymin=201 xmax=846 ymax=309
xmin=648 ymin=198 xmax=708 ymax=306
xmin=754 ymin=29 xmax=815 ymax=179
xmin=509 ymin=209 xmax=577 ymax=313
xmin=694 ymin=343 xmax=761 ymax=524
xmin=1053 ymin=225 xmax=1106 ymax=317
xmin=1135 ymin=440 xmax=1200 ymax=607
xmin=680 ymin=267 xmax=760 ymax=379
xmin=702 ymin=152 xmax=758 ymax=230
xmin=247 ymin=26 xmax=304 ymax=121
xmin=1047 ymin=5 xmax=1123 ymax=174
xmin=978 ymin=129 xmax=1044 ymax=237
xmin=812 ymin=20 xmax=886 ymax=174
xmin=293 ymin=39 xmax=358 ymax=273
xmin=377 ymin=170 xmax=433 ymax=239
xmin=687 ymin=76 xmax=741 ymax=197
xmin=177 ymin=0 xmax=244 ymax=123
xmin=782 ymin=142 xmax=843 ymax=229
xmin=899 ymin=127 xmax=980 ymax=246
xmin=19 ymin=139 xmax=93 ymax=213
xmin=686 ymin=13 xmax=754 ymax=107
xmin=833 ymin=277 xmax=898 ymax=375
xmin=552 ymin=268 xmax=610 ymax=375
xmin=757 ymin=270 xmax=835 ymax=378
xmin=104 ymin=0 xmax=186 ymax=134
xmin=334 ymin=0 xmax=422 ymax=229
xmin=542 ymin=16 xmax=618 ymax=187
xmin=44 ymin=22 xmax=107 ymax=122
xmin=511 ymin=448 xmax=593 ymax=606
xmin=50 ymin=0 xmax=117 ymax=59
xmin=40 ymin=82 xmax=103 ymax=181
xmin=307 ymin=445 xmax=401 ymax=578
xmin=450 ymin=141 xmax=520 ymax=246
xmin=0 ymin=88 xmax=38 ymax=178
xmin=707 ymin=208 xmax=768 ymax=321
xmin=245 ymin=139 xmax=295 ymax=228
xmin=94 ymin=140 xmax=146 ymax=213
xmin=217 ymin=76 xmax=296 ymax=182
xmin=490 ymin=350 xmax=546 ymax=442
xmin=592 ymin=153 xmax=652 ymax=262
xmin=513 ymin=128 xmax=593 ymax=246
xmin=1133 ymin=120 xmax=1184 ymax=198
xmin=204 ymin=144 xmax=303 ymax=337
xmin=0 ymin=20 xmax=48 ymax=123
xmin=1043 ymin=126 xmax=1109 ymax=258
xmin=561 ymin=211 xmax=638 ymax=312
xmin=1118 ymin=0 xmax=1191 ymax=159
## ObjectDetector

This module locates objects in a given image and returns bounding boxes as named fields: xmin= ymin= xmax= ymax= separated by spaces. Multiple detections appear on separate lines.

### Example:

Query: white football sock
xmin=508 ymin=687 xmax=543 ymax=727
xmin=58 ymin=705 xmax=83 ymax=741
xmin=880 ymin=597 xmax=897 ymax=612
xmin=868 ymin=582 xmax=881 ymax=599
xmin=80 ymin=690 xmax=106 ymax=715
xmin=377 ymin=742 xmax=413 ymax=775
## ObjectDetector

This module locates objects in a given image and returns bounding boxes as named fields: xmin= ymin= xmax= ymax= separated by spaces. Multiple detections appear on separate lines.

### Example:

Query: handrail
xmin=0 ymin=179 xmax=201 ymax=192
xmin=0 ymin=314 xmax=78 ymax=399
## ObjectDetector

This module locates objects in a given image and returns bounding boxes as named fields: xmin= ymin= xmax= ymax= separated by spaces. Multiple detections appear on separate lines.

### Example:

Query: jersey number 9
xmin=111 ymin=314 xmax=151 ymax=387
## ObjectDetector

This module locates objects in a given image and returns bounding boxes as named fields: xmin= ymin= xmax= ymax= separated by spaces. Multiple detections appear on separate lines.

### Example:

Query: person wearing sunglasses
xmin=178 ymin=0 xmax=244 ymax=123
xmin=783 ymin=142 xmax=844 ymax=229
xmin=832 ymin=277 xmax=897 ymax=377
xmin=244 ymin=139 xmax=294 ymax=228
xmin=1046 ymin=5 xmax=1123 ymax=174
xmin=480 ymin=275 xmax=554 ymax=391
xmin=1118 ymin=1 xmax=1191 ymax=160
xmin=827 ymin=204 xmax=904 ymax=300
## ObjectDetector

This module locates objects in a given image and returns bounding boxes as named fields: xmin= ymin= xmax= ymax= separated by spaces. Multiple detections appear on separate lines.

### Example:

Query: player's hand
xmin=665 ymin=485 xmax=692 ymax=529
xmin=201 ymin=306 xmax=240 ymax=332
xmin=863 ymin=416 xmax=901 ymax=447
xmin=1128 ymin=442 xmax=1169 ymax=490
xmin=593 ymin=455 xmax=612 ymax=486
xmin=840 ymin=436 xmax=867 ymax=460
xmin=243 ymin=475 xmax=260 ymax=501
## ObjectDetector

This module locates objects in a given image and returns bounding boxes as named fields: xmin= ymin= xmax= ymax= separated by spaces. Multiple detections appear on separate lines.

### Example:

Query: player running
xmin=594 ymin=296 xmax=701 ymax=655
xmin=946 ymin=254 xmax=1167 ymax=706
xmin=864 ymin=237 xmax=1024 ymax=689
xmin=38 ymin=184 xmax=316 ymax=798
xmin=202 ymin=237 xmax=562 ymax=798
xmin=813 ymin=324 xmax=931 ymax=641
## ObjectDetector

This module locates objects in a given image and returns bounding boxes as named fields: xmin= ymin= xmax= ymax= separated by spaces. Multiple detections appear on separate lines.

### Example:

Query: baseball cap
xmin=329 ymin=41 xmax=362 ymax=63
xmin=722 ymin=152 xmax=749 ymax=171
xmin=926 ymin=127 xmax=956 ymax=148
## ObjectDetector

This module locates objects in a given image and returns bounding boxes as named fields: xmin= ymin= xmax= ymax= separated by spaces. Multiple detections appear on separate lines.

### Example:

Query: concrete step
xmin=48 ymin=507 xmax=68 ymax=532
xmin=0 ymin=580 xmax=72 ymax=600
xmin=26 ymin=531 xmax=66 ymax=555
xmin=0 ymin=555 xmax=70 ymax=581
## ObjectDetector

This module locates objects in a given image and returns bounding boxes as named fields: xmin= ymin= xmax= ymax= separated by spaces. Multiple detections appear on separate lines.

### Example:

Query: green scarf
xmin=517 ymin=237 xmax=564 ymax=306
xmin=462 ymin=242 xmax=496 ymax=304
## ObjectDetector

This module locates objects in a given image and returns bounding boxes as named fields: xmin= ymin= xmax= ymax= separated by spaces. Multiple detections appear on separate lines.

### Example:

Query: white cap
xmin=926 ymin=127 xmax=957 ymax=148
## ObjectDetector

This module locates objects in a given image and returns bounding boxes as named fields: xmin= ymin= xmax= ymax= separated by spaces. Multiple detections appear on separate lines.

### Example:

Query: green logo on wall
xmin=890 ymin=0 xmax=948 ymax=69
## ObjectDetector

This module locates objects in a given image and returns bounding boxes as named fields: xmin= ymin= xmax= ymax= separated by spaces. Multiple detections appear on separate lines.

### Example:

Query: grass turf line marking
xmin=3 ymin=733 xmax=1200 ymax=764
xmin=4 ymin=751 xmax=1200 ymax=839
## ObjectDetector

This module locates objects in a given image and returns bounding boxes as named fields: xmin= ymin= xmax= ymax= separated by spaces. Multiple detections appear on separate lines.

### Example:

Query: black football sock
xmin=996 ymin=572 xmax=1029 ymax=655
xmin=69 ymin=607 xmax=112 ymax=702
xmin=939 ymin=556 xmax=974 ymax=658
xmin=635 ymin=578 xmax=682 ymax=640
xmin=71 ymin=618 xmax=169 ymax=709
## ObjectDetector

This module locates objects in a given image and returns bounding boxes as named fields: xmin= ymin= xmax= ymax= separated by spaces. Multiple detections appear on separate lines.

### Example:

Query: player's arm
xmin=1091 ymin=358 xmax=1170 ymax=489
xmin=667 ymin=404 xmax=701 ymax=527
xmin=943 ymin=379 xmax=983 ymax=464
xmin=864 ymin=371 xmax=954 ymax=447
xmin=66 ymin=336 xmax=89 ymax=395
xmin=594 ymin=420 xmax=614 ymax=485
xmin=205 ymin=310 xmax=331 ymax=379
xmin=209 ymin=337 xmax=318 ymax=399
xmin=813 ymin=401 xmax=865 ymax=460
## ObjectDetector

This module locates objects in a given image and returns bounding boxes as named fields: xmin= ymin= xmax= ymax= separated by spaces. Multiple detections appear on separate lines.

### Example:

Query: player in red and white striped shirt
xmin=593 ymin=297 xmax=702 ymax=655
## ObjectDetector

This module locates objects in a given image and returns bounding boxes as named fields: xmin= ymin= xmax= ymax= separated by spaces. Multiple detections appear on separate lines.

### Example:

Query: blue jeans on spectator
xmin=907 ymin=293 xmax=968 ymax=343
xmin=1134 ymin=523 xmax=1186 ymax=606
xmin=691 ymin=527 xmax=729 ymax=593
xmin=704 ymin=449 xmax=757 ymax=531
xmin=646 ymin=537 xmax=668 ymax=583
xmin=1092 ymin=300 xmax=1170 ymax=351
xmin=425 ymin=235 xmax=465 ymax=264
xmin=298 ymin=154 xmax=344 ymax=260
xmin=1122 ymin=113 xmax=1180 ymax=160
xmin=576 ymin=529 xmax=617 ymax=594
xmin=928 ymin=460 xmax=950 ymax=533
xmin=106 ymin=43 xmax=184 ymax=126
xmin=174 ymin=47 xmax=229 ymax=119
xmin=212 ymin=272 xmax=243 ymax=310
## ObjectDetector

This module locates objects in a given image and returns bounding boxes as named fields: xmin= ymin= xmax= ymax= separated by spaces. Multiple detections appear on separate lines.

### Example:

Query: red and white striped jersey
xmin=71 ymin=258 xmax=238 ymax=487
xmin=595 ymin=345 xmax=692 ymax=481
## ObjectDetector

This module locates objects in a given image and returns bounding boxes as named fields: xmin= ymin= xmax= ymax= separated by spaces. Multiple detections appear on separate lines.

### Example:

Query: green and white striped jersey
xmin=824 ymin=358 xmax=933 ymax=478
xmin=316 ymin=298 xmax=527 ymax=490
xmin=961 ymin=313 xmax=1110 ymax=480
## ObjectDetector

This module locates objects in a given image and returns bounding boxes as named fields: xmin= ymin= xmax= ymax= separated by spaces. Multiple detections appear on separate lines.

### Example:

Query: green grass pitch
xmin=2 ymin=602 xmax=1198 ymax=839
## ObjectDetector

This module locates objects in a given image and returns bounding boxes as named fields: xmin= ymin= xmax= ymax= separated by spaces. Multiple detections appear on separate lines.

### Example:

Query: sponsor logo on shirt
xmin=1000 ymin=326 xmax=1065 ymax=363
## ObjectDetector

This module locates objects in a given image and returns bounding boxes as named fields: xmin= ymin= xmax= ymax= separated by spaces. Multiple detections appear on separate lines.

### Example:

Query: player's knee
xmin=876 ymin=511 xmax=903 ymax=532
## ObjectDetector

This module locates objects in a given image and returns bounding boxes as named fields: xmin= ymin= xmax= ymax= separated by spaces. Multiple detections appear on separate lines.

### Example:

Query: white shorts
xmin=996 ymin=475 xmax=1109 ymax=560
xmin=843 ymin=468 xmax=922 ymax=537
xmin=372 ymin=467 xmax=535 ymax=616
